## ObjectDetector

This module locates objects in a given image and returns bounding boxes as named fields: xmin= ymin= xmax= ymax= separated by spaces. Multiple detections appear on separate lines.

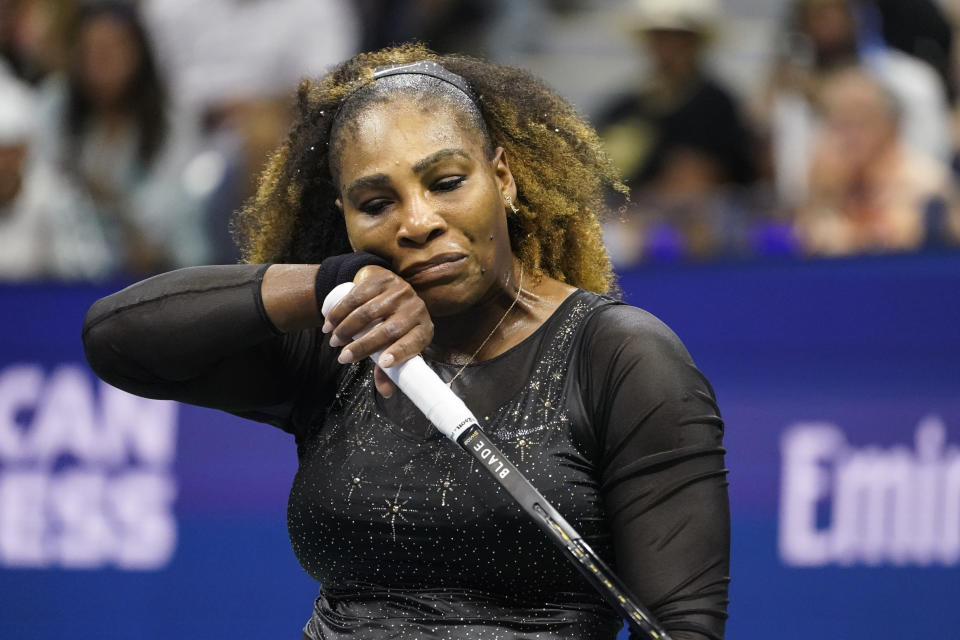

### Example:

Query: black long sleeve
xmin=81 ymin=264 xmax=336 ymax=431
xmin=574 ymin=305 xmax=730 ymax=640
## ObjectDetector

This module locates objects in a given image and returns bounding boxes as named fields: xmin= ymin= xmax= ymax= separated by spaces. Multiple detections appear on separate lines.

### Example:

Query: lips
xmin=400 ymin=253 xmax=467 ymax=281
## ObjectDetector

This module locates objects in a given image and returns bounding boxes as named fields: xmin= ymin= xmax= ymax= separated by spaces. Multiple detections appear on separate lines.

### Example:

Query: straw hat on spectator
xmin=629 ymin=0 xmax=720 ymax=38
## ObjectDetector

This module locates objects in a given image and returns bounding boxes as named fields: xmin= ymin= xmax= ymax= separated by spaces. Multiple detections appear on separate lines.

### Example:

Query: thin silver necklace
xmin=445 ymin=263 xmax=524 ymax=387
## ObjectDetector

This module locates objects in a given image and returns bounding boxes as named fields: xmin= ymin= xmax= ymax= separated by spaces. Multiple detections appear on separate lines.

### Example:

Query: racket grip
xmin=321 ymin=282 xmax=478 ymax=442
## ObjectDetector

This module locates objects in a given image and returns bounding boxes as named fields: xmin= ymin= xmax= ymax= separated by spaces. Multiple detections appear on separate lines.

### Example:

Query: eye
xmin=359 ymin=198 xmax=391 ymax=216
xmin=432 ymin=176 xmax=465 ymax=192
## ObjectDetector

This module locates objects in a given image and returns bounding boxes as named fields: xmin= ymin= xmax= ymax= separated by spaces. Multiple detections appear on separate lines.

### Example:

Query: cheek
xmin=343 ymin=214 xmax=393 ymax=253
xmin=460 ymin=181 xmax=506 ymax=235
xmin=342 ymin=216 xmax=367 ymax=251
xmin=460 ymin=196 xmax=512 ymax=266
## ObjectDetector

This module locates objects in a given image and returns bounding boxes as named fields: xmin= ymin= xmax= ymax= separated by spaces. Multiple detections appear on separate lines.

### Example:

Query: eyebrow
xmin=345 ymin=173 xmax=390 ymax=202
xmin=411 ymin=148 xmax=471 ymax=175
xmin=345 ymin=148 xmax=472 ymax=203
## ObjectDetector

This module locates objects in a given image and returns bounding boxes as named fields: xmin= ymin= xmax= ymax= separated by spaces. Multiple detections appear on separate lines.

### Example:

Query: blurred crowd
xmin=2 ymin=0 xmax=960 ymax=281
xmin=596 ymin=0 xmax=960 ymax=264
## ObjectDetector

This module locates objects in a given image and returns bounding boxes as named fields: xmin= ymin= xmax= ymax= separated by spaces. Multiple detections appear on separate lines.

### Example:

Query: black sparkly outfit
xmin=83 ymin=265 xmax=729 ymax=640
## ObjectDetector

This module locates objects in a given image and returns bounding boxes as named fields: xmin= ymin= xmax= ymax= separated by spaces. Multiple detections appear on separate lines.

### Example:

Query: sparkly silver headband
xmin=333 ymin=60 xmax=480 ymax=127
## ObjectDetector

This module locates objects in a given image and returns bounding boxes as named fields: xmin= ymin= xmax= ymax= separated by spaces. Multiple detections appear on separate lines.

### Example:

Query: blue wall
xmin=618 ymin=254 xmax=960 ymax=639
xmin=1 ymin=253 xmax=958 ymax=639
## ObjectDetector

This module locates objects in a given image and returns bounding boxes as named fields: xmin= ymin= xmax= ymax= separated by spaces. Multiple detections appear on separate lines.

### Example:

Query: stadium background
xmin=2 ymin=0 xmax=959 ymax=638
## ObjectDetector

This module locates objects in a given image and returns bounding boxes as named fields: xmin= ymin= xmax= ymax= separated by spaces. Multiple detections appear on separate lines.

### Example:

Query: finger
xmin=330 ymin=286 xmax=409 ymax=351
xmin=336 ymin=290 xmax=432 ymax=364
xmin=336 ymin=315 xmax=420 ymax=364
xmin=321 ymin=267 xmax=393 ymax=332
xmin=373 ymin=365 xmax=396 ymax=398
xmin=355 ymin=264 xmax=392 ymax=285
xmin=372 ymin=321 xmax=433 ymax=368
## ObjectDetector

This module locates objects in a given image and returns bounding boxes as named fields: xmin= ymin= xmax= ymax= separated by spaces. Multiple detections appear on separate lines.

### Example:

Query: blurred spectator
xmin=356 ymin=0 xmax=496 ymax=56
xmin=356 ymin=1 xmax=598 ymax=64
xmin=143 ymin=0 xmax=357 ymax=114
xmin=142 ymin=0 xmax=358 ymax=262
xmin=597 ymin=0 xmax=756 ymax=196
xmin=34 ymin=1 xmax=210 ymax=277
xmin=795 ymin=67 xmax=960 ymax=254
xmin=762 ymin=0 xmax=951 ymax=210
xmin=594 ymin=0 xmax=758 ymax=262
xmin=863 ymin=0 xmax=956 ymax=104
xmin=0 ymin=63 xmax=112 ymax=280
xmin=0 ymin=0 xmax=77 ymax=85
xmin=1 ymin=0 xmax=45 ymax=84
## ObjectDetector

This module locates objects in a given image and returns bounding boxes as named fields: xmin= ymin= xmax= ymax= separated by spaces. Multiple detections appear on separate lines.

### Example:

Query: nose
xmin=396 ymin=196 xmax=446 ymax=247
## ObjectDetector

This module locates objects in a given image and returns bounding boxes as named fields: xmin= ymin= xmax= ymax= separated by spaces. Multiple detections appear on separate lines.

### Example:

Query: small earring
xmin=504 ymin=194 xmax=519 ymax=214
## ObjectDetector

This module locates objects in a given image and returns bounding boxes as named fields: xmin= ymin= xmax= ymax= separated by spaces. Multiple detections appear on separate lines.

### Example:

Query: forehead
xmin=335 ymin=96 xmax=487 ymax=184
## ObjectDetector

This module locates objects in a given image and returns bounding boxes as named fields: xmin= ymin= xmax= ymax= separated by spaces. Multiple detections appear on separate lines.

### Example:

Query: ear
xmin=490 ymin=147 xmax=517 ymax=204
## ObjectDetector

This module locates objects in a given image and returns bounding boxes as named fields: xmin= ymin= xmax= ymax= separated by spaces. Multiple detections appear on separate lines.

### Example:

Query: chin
xmin=418 ymin=290 xmax=471 ymax=318
xmin=415 ymin=278 xmax=485 ymax=318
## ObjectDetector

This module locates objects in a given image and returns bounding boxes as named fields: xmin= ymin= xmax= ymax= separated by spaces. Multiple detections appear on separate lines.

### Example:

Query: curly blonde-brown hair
xmin=232 ymin=43 xmax=626 ymax=293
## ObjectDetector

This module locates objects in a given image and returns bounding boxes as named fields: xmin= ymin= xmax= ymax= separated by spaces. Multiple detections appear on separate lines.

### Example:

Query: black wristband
xmin=315 ymin=251 xmax=392 ymax=312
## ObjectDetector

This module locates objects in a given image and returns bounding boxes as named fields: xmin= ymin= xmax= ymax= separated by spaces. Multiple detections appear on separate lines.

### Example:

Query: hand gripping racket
xmin=322 ymin=283 xmax=671 ymax=640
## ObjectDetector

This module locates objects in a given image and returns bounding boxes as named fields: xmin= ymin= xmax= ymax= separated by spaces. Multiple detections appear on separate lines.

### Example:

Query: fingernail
xmin=321 ymin=320 xmax=332 ymax=333
xmin=380 ymin=388 xmax=394 ymax=399
xmin=329 ymin=334 xmax=344 ymax=347
xmin=338 ymin=349 xmax=354 ymax=364
xmin=379 ymin=353 xmax=395 ymax=368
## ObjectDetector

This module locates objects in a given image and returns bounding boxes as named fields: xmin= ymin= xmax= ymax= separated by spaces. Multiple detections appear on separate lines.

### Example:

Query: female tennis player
xmin=82 ymin=44 xmax=729 ymax=640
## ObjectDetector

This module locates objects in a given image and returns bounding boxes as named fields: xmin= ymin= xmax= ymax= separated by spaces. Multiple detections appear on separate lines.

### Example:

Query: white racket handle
xmin=321 ymin=282 xmax=478 ymax=442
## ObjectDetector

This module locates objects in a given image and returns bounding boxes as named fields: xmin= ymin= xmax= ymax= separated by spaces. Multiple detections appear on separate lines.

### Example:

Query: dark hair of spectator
xmin=233 ymin=43 xmax=626 ymax=293
xmin=66 ymin=1 xmax=168 ymax=166
xmin=780 ymin=0 xmax=857 ymax=69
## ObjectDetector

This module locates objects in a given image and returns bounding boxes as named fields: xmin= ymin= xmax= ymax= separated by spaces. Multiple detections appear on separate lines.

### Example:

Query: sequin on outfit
xmin=81 ymin=265 xmax=730 ymax=640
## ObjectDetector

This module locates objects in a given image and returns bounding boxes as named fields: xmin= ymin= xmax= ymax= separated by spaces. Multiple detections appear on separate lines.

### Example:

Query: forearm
xmin=82 ymin=264 xmax=289 ymax=401
xmin=614 ymin=451 xmax=730 ymax=640
xmin=81 ymin=256 xmax=392 ymax=417
xmin=261 ymin=263 xmax=322 ymax=331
